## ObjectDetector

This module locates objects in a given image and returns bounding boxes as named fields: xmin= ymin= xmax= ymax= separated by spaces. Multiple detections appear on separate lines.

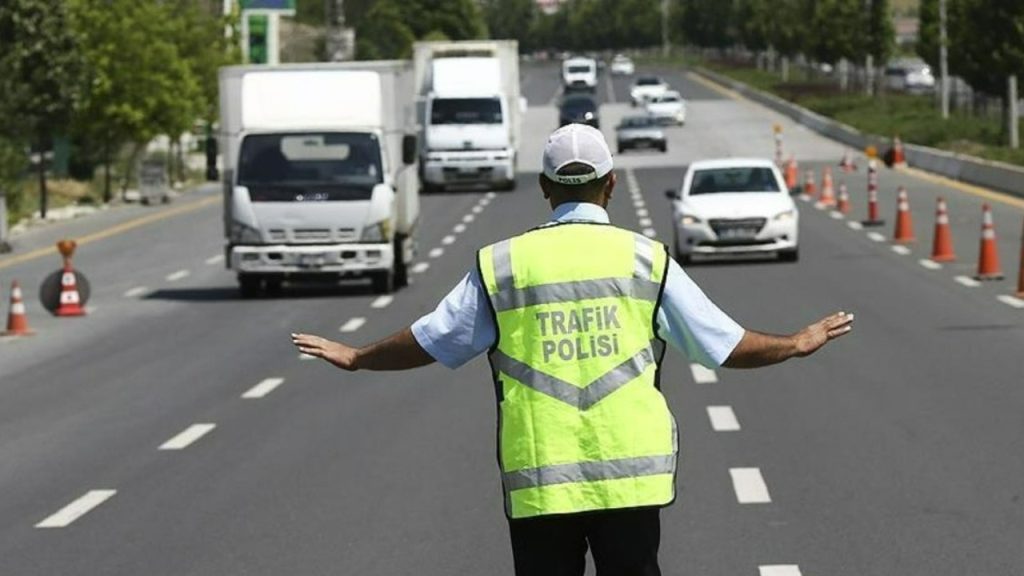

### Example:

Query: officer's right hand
xmin=291 ymin=333 xmax=359 ymax=371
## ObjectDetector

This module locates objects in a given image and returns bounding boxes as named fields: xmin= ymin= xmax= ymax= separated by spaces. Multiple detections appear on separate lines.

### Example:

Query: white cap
xmin=542 ymin=123 xmax=614 ymax=185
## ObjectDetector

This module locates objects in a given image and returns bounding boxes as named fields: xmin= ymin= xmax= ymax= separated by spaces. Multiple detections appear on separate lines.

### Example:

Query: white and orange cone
xmin=893 ymin=186 xmax=915 ymax=243
xmin=784 ymin=156 xmax=798 ymax=192
xmin=836 ymin=182 xmax=851 ymax=214
xmin=930 ymin=197 xmax=956 ymax=262
xmin=817 ymin=167 xmax=836 ymax=207
xmin=862 ymin=160 xmax=885 ymax=227
xmin=839 ymin=149 xmax=857 ymax=172
xmin=975 ymin=204 xmax=1004 ymax=281
xmin=802 ymin=169 xmax=816 ymax=200
xmin=3 ymin=281 xmax=34 ymax=336
xmin=56 ymin=266 xmax=86 ymax=317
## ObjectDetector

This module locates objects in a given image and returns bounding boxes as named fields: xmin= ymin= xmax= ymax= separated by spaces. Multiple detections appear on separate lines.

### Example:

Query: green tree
xmin=804 ymin=0 xmax=866 ymax=65
xmin=0 ymin=0 xmax=84 ymax=219
xmin=356 ymin=0 xmax=487 ymax=60
xmin=865 ymin=0 xmax=894 ymax=64
xmin=355 ymin=1 xmax=417 ymax=59
xmin=484 ymin=0 xmax=537 ymax=47
xmin=916 ymin=0 xmax=941 ymax=70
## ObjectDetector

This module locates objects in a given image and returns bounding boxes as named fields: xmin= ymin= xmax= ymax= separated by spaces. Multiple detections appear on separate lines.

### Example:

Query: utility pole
xmin=1009 ymin=75 xmax=1019 ymax=149
xmin=660 ymin=0 xmax=670 ymax=59
xmin=939 ymin=0 xmax=950 ymax=119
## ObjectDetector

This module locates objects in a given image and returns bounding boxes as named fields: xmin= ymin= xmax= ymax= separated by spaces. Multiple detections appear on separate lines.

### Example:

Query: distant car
xmin=562 ymin=57 xmax=598 ymax=92
xmin=610 ymin=55 xmax=635 ymax=76
xmin=666 ymin=158 xmax=799 ymax=264
xmin=559 ymin=94 xmax=600 ymax=128
xmin=644 ymin=90 xmax=686 ymax=125
xmin=629 ymin=76 xmax=668 ymax=107
xmin=885 ymin=60 xmax=936 ymax=94
xmin=615 ymin=115 xmax=666 ymax=153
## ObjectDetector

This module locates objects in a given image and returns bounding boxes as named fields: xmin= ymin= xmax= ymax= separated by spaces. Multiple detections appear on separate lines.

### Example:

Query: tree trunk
xmin=38 ymin=137 xmax=48 ymax=220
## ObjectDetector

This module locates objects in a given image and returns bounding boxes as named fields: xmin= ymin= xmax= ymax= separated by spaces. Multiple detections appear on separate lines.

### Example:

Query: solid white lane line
xmin=919 ymin=259 xmax=943 ymax=270
xmin=955 ymin=275 xmax=981 ymax=287
xmin=412 ymin=262 xmax=430 ymax=274
xmin=642 ymin=228 xmax=657 ymax=238
xmin=463 ymin=214 xmax=475 ymax=223
xmin=689 ymin=363 xmax=718 ymax=384
xmin=159 ymin=423 xmax=216 ymax=450
xmin=847 ymin=221 xmax=864 ymax=230
xmin=997 ymin=294 xmax=1024 ymax=308
xmin=637 ymin=208 xmax=650 ymax=218
xmin=891 ymin=245 xmax=911 ymax=255
xmin=36 ymin=490 xmax=117 ymax=528
xmin=472 ymin=205 xmax=484 ymax=214
xmin=866 ymin=232 xmax=886 ymax=242
xmin=123 ymin=286 xmax=149 ymax=298
xmin=340 ymin=317 xmax=366 ymax=332
xmin=829 ymin=211 xmax=845 ymax=219
xmin=706 ymin=406 xmax=741 ymax=431
xmin=370 ymin=295 xmax=394 ymax=309
xmin=429 ymin=247 xmax=444 ymax=258
xmin=243 ymin=377 xmax=285 ymax=399
xmin=730 ymin=467 xmax=772 ymax=504
xmin=204 ymin=254 xmax=224 ymax=265
xmin=760 ymin=565 xmax=803 ymax=576
xmin=442 ymin=235 xmax=456 ymax=245
xmin=454 ymin=223 xmax=467 ymax=234
xmin=166 ymin=269 xmax=190 ymax=282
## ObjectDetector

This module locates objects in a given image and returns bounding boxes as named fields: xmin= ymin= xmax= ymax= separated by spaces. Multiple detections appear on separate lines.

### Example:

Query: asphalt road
xmin=1 ymin=63 xmax=1022 ymax=576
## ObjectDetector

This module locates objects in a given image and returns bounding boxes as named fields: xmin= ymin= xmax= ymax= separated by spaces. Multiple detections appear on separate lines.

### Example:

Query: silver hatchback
xmin=615 ymin=115 xmax=667 ymax=154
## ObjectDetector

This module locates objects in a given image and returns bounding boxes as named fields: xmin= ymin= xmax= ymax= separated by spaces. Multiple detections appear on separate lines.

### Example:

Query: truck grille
xmin=293 ymin=229 xmax=331 ymax=242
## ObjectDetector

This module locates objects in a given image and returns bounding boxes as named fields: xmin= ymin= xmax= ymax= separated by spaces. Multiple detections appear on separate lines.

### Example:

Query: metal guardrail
xmin=694 ymin=67 xmax=1024 ymax=201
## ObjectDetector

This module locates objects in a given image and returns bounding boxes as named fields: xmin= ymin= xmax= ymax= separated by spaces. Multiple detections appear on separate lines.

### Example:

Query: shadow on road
xmin=145 ymin=282 xmax=379 ymax=302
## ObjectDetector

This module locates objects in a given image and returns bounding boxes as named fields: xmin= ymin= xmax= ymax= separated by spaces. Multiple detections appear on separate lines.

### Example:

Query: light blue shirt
xmin=411 ymin=203 xmax=745 ymax=369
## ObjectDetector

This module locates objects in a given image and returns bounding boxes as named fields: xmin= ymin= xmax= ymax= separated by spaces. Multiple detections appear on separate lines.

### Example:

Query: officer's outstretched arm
xmin=723 ymin=311 xmax=853 ymax=369
xmin=291 ymin=328 xmax=435 ymax=372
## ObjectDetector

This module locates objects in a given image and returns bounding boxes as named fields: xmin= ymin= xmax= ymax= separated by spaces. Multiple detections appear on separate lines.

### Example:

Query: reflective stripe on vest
xmin=479 ymin=223 xmax=676 ymax=519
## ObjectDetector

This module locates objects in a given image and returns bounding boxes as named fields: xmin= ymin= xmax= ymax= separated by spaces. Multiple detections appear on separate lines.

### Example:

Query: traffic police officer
xmin=293 ymin=124 xmax=854 ymax=576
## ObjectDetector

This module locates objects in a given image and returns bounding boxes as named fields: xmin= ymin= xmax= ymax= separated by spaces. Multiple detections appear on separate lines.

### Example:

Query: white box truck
xmin=413 ymin=40 xmax=524 ymax=193
xmin=219 ymin=62 xmax=419 ymax=296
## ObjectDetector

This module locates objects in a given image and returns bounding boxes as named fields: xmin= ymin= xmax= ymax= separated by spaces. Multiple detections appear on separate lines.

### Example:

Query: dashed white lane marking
xmin=340 ymin=317 xmax=366 ymax=332
xmin=462 ymin=214 xmax=475 ymax=223
xmin=637 ymin=208 xmax=649 ymax=217
xmin=760 ymin=566 xmax=803 ymax=576
xmin=412 ymin=262 xmax=430 ymax=274
xmin=480 ymin=197 xmax=492 ymax=207
xmin=829 ymin=211 xmax=845 ymax=219
xmin=166 ymin=269 xmax=190 ymax=282
xmin=813 ymin=203 xmax=827 ymax=210
xmin=159 ymin=423 xmax=216 ymax=450
xmin=442 ymin=235 xmax=456 ymax=245
xmin=472 ymin=205 xmax=484 ymax=214
xmin=690 ymin=363 xmax=718 ymax=384
xmin=243 ymin=377 xmax=284 ymax=399
xmin=204 ymin=254 xmax=224 ymax=265
xmin=919 ymin=258 xmax=942 ymax=270
xmin=955 ymin=275 xmax=981 ymax=287
xmin=36 ymin=490 xmax=117 ymax=528
xmin=706 ymin=406 xmax=741 ymax=431
xmin=730 ymin=467 xmax=772 ymax=504
xmin=299 ymin=353 xmax=315 ymax=360
xmin=123 ymin=286 xmax=149 ymax=298
xmin=642 ymin=228 xmax=657 ymax=238
xmin=370 ymin=295 xmax=394 ymax=309
xmin=633 ymin=199 xmax=645 ymax=208
xmin=85 ymin=305 xmax=99 ymax=315
xmin=847 ymin=221 xmax=864 ymax=230
xmin=486 ymin=191 xmax=497 ymax=199
xmin=638 ymin=217 xmax=653 ymax=227
xmin=454 ymin=223 xmax=467 ymax=234
xmin=997 ymin=294 xmax=1024 ymax=308
xmin=891 ymin=245 xmax=911 ymax=255
xmin=429 ymin=247 xmax=444 ymax=258
xmin=866 ymin=232 xmax=886 ymax=242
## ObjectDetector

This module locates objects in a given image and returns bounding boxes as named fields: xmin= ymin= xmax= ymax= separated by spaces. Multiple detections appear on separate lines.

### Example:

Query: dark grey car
xmin=615 ymin=115 xmax=667 ymax=153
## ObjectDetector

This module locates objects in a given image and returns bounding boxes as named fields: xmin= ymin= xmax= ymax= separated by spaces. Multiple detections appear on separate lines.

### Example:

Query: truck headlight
xmin=360 ymin=219 xmax=392 ymax=243
xmin=774 ymin=210 xmax=796 ymax=221
xmin=230 ymin=221 xmax=263 ymax=244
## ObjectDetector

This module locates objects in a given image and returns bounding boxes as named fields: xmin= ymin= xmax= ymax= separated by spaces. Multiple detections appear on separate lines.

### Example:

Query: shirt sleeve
xmin=411 ymin=268 xmax=496 ymax=369
xmin=656 ymin=258 xmax=745 ymax=368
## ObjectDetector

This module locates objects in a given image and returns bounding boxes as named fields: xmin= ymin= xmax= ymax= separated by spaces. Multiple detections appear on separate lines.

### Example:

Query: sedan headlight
xmin=773 ymin=209 xmax=796 ymax=221
xmin=681 ymin=215 xmax=702 ymax=226
xmin=230 ymin=221 xmax=263 ymax=244
xmin=360 ymin=219 xmax=392 ymax=243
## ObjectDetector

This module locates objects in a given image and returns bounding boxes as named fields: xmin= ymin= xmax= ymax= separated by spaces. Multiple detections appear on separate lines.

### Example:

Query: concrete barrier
xmin=694 ymin=67 xmax=1024 ymax=200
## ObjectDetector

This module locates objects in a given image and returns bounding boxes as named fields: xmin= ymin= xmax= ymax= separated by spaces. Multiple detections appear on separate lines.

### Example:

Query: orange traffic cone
xmin=862 ymin=159 xmax=885 ymax=227
xmin=838 ymin=150 xmax=857 ymax=172
xmin=56 ymin=265 xmax=86 ymax=317
xmin=802 ymin=169 xmax=816 ymax=200
xmin=836 ymin=182 xmax=850 ymax=214
xmin=975 ymin=204 xmax=1004 ymax=281
xmin=818 ymin=167 xmax=836 ymax=207
xmin=930 ymin=197 xmax=956 ymax=262
xmin=2 ymin=281 xmax=34 ymax=336
xmin=891 ymin=135 xmax=906 ymax=167
xmin=1015 ymin=217 xmax=1024 ymax=297
xmin=893 ymin=187 xmax=915 ymax=243
xmin=784 ymin=156 xmax=798 ymax=192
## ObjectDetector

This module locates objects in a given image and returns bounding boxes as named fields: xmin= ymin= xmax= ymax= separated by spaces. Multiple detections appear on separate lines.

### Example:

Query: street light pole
xmin=939 ymin=0 xmax=950 ymax=119
xmin=661 ymin=0 xmax=670 ymax=59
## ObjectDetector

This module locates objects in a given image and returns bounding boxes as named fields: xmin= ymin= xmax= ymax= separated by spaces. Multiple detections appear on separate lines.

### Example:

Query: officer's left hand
xmin=292 ymin=333 xmax=359 ymax=371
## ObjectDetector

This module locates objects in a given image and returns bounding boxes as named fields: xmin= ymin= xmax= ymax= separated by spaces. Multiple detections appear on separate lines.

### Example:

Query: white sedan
xmin=610 ymin=55 xmax=635 ymax=76
xmin=666 ymin=159 xmax=799 ymax=264
xmin=629 ymin=76 xmax=668 ymax=107
xmin=644 ymin=91 xmax=686 ymax=125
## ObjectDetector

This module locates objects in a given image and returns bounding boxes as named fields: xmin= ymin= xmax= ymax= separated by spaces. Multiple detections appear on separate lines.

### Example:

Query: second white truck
xmin=414 ymin=40 xmax=523 ymax=193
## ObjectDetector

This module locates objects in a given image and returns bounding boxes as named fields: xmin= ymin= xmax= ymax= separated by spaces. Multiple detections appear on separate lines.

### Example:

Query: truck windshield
xmin=238 ymin=132 xmax=383 ymax=201
xmin=430 ymin=98 xmax=503 ymax=125
xmin=568 ymin=65 xmax=592 ymax=74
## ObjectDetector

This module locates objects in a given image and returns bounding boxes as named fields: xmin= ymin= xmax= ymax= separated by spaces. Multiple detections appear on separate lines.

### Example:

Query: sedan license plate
xmin=298 ymin=253 xmax=326 ymax=268
xmin=718 ymin=227 xmax=758 ymax=240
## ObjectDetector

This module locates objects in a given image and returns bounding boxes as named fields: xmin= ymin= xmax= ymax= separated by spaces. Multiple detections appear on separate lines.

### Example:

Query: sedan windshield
xmin=636 ymin=77 xmax=662 ymax=86
xmin=561 ymin=97 xmax=596 ymax=113
xmin=689 ymin=167 xmax=781 ymax=195
xmin=620 ymin=116 xmax=654 ymax=128
xmin=430 ymin=98 xmax=503 ymax=125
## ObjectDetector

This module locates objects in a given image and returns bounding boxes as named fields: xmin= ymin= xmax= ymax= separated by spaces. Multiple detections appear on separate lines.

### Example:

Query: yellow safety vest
xmin=477 ymin=222 xmax=677 ymax=519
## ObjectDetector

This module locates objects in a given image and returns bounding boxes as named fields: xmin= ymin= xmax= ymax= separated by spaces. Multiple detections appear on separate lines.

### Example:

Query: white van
xmin=562 ymin=57 xmax=597 ymax=92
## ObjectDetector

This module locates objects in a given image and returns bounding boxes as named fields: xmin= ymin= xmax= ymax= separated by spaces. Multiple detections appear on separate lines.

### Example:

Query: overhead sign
xmin=241 ymin=0 xmax=296 ymax=11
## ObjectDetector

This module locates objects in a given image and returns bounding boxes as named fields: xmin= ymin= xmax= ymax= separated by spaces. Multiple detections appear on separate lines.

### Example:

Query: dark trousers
xmin=507 ymin=507 xmax=662 ymax=576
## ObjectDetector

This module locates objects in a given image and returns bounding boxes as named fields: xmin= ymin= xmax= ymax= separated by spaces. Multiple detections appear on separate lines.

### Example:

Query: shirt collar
xmin=550 ymin=202 xmax=610 ymax=224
